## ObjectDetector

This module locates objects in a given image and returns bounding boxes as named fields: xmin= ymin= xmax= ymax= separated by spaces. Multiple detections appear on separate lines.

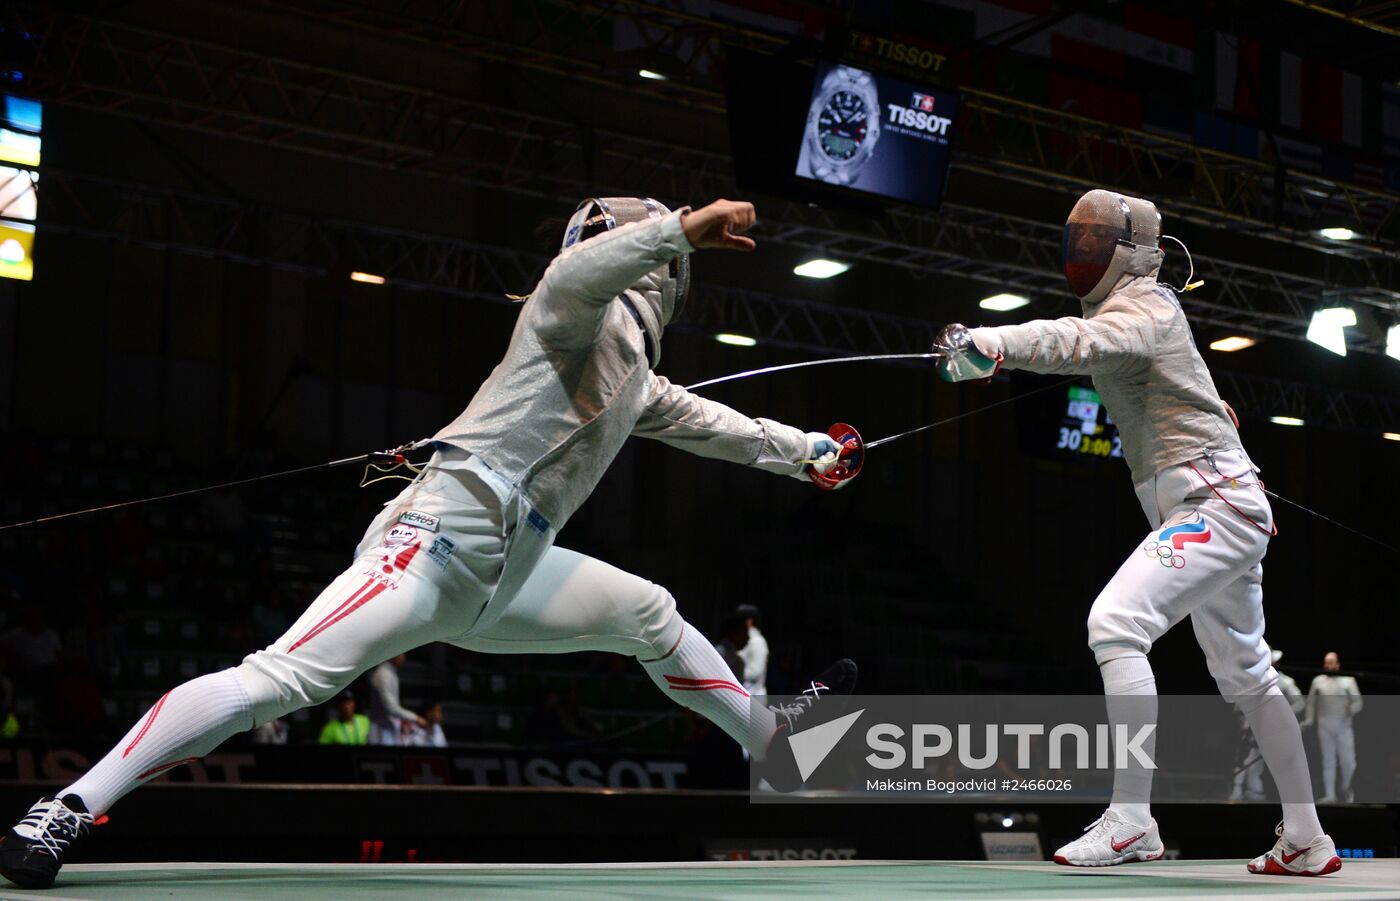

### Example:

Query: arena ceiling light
xmin=978 ymin=293 xmax=1029 ymax=312
xmin=1384 ymin=432 xmax=1400 ymax=442
xmin=350 ymin=271 xmax=386 ymax=285
xmin=1305 ymin=307 xmax=1356 ymax=356
xmin=638 ymin=69 xmax=669 ymax=81
xmin=714 ymin=333 xmax=757 ymax=347
xmin=1387 ymin=324 xmax=1400 ymax=361
xmin=793 ymin=259 xmax=851 ymax=279
xmin=1270 ymin=416 xmax=1305 ymax=427
xmin=1317 ymin=227 xmax=1357 ymax=241
xmin=1209 ymin=336 xmax=1256 ymax=352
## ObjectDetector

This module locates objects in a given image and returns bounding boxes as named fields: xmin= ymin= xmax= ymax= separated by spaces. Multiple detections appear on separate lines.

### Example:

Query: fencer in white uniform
xmin=1303 ymin=651 xmax=1363 ymax=802
xmin=0 ymin=198 xmax=856 ymax=890
xmin=937 ymin=189 xmax=1338 ymax=876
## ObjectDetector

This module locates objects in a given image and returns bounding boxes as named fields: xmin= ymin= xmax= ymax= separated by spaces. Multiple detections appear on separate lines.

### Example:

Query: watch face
xmin=817 ymin=90 xmax=868 ymax=161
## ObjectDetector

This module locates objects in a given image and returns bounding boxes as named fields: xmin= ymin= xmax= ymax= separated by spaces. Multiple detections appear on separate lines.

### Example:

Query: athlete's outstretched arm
xmin=939 ymin=294 xmax=1156 ymax=381
xmin=631 ymin=372 xmax=827 ymax=478
xmin=532 ymin=209 xmax=694 ymax=346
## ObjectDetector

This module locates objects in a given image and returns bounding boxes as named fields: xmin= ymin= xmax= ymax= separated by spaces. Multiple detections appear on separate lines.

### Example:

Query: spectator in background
xmin=734 ymin=604 xmax=768 ymax=697
xmin=2 ymin=605 xmax=63 ymax=724
xmin=368 ymin=654 xmax=427 ymax=746
xmin=250 ymin=718 xmax=289 ymax=745
xmin=402 ymin=699 xmax=447 ymax=748
xmin=1 ymin=606 xmax=62 ymax=677
xmin=1304 ymin=651 xmax=1363 ymax=803
xmin=713 ymin=612 xmax=749 ymax=680
xmin=317 ymin=692 xmax=369 ymax=746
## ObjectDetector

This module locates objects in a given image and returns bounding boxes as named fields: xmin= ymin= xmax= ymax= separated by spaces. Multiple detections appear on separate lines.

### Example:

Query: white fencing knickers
xmin=66 ymin=453 xmax=777 ymax=816
xmin=1088 ymin=448 xmax=1279 ymax=699
xmin=237 ymin=450 xmax=681 ymax=723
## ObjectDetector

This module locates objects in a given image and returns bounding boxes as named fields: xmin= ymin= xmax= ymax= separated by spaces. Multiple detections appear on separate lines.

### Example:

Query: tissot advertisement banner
xmin=750 ymin=695 xmax=1397 ymax=804
xmin=795 ymin=60 xmax=959 ymax=209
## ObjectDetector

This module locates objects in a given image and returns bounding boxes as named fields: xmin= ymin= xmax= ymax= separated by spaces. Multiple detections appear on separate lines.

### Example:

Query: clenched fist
xmin=681 ymin=199 xmax=757 ymax=251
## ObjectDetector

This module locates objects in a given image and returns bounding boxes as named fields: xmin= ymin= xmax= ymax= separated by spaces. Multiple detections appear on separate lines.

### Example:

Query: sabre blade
xmin=685 ymin=352 xmax=941 ymax=391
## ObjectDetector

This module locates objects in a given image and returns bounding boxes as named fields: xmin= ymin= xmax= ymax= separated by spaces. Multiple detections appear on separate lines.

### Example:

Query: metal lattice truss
xmin=12 ymin=3 xmax=1400 ymax=354
xmin=9 ymin=2 xmax=1398 ymax=355
xmin=260 ymin=0 xmax=1400 ymax=256
xmin=38 ymin=168 xmax=1399 ymax=433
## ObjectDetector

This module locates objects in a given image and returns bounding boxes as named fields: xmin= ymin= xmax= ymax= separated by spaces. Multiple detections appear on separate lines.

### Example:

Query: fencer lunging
xmin=937 ymin=189 xmax=1338 ymax=877
xmin=0 ymin=197 xmax=857 ymax=891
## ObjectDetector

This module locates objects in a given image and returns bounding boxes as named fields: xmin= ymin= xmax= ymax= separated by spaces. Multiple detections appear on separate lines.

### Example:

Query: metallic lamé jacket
xmin=433 ymin=209 xmax=810 ymax=530
xmin=974 ymin=273 xmax=1243 ymax=486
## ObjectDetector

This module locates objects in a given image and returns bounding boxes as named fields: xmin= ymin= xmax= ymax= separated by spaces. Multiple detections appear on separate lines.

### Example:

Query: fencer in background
xmin=1304 ymin=651 xmax=1363 ymax=803
xmin=367 ymin=654 xmax=425 ymax=746
xmin=1232 ymin=649 xmax=1305 ymax=801
xmin=936 ymin=188 xmax=1338 ymax=877
xmin=1 ymin=197 xmax=858 ymax=891
xmin=734 ymin=604 xmax=768 ymax=697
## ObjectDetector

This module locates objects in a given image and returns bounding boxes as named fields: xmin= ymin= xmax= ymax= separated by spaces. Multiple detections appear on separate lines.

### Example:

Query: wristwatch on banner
xmin=804 ymin=65 xmax=881 ymax=186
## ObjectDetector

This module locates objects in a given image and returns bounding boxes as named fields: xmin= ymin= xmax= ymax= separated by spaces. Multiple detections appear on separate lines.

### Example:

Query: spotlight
xmin=1001 ymin=817 xmax=1014 ymax=829
xmin=714 ymin=333 xmax=757 ymax=347
xmin=1318 ymin=227 xmax=1357 ymax=241
xmin=979 ymin=293 xmax=1029 ymax=312
xmin=1387 ymin=324 xmax=1400 ymax=362
xmin=638 ymin=69 xmax=669 ymax=81
xmin=1209 ymin=336 xmax=1256 ymax=352
xmin=1270 ymin=416 xmax=1305 ymax=427
xmin=1383 ymin=432 xmax=1400 ymax=442
xmin=350 ymin=271 xmax=386 ymax=285
xmin=1306 ymin=307 xmax=1355 ymax=357
xmin=793 ymin=259 xmax=851 ymax=279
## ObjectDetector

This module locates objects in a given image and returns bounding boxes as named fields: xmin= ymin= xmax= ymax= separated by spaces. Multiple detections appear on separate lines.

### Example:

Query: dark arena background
xmin=0 ymin=1 xmax=1398 ymax=898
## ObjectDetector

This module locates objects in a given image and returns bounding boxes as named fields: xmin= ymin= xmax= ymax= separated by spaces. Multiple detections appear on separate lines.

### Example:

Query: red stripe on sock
xmin=288 ymin=582 xmax=390 ymax=653
xmin=664 ymin=677 xmax=750 ymax=697
xmin=136 ymin=757 xmax=200 ymax=781
xmin=123 ymin=691 xmax=172 ymax=758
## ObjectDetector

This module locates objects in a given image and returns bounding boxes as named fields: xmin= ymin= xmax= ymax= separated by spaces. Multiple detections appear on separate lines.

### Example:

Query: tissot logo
xmin=885 ymin=103 xmax=952 ymax=136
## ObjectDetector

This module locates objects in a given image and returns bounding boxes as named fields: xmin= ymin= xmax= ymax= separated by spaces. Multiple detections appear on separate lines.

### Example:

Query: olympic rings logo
xmin=1142 ymin=541 xmax=1186 ymax=569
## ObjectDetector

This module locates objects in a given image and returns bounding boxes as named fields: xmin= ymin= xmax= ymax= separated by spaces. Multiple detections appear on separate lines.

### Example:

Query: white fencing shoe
xmin=1053 ymin=810 xmax=1164 ymax=867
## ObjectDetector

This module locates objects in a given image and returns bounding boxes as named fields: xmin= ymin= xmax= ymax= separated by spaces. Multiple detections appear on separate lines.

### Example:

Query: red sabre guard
xmin=807 ymin=422 xmax=864 ymax=491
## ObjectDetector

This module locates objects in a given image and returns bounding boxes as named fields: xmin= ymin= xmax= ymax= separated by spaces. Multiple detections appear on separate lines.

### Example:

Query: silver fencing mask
xmin=1062 ymin=190 xmax=1164 ymax=306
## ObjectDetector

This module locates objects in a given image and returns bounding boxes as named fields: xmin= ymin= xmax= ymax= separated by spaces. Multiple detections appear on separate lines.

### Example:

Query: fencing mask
xmin=1062 ymin=190 xmax=1164 ymax=306
xmin=562 ymin=196 xmax=690 ymax=320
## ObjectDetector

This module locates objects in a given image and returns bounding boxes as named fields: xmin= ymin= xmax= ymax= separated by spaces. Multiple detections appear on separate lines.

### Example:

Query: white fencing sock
xmin=641 ymin=620 xmax=776 ymax=759
xmin=1098 ymin=650 xmax=1157 ymax=828
xmin=65 ymin=669 xmax=253 ymax=815
xmin=1240 ymin=691 xmax=1325 ymax=843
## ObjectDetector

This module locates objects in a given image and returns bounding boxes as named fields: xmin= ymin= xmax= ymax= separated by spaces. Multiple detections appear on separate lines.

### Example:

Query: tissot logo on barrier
xmin=751 ymin=694 xmax=1400 ymax=804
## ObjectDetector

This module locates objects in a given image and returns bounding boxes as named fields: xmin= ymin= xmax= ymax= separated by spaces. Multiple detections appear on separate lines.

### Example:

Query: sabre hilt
xmin=808 ymin=422 xmax=864 ymax=492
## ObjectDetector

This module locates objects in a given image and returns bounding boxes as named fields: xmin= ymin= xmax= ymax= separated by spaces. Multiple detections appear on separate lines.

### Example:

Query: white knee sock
xmin=1240 ymin=692 xmax=1324 ymax=842
xmin=65 ymin=669 xmax=253 ymax=815
xmin=1097 ymin=651 xmax=1157 ymax=828
xmin=641 ymin=620 xmax=776 ymax=759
